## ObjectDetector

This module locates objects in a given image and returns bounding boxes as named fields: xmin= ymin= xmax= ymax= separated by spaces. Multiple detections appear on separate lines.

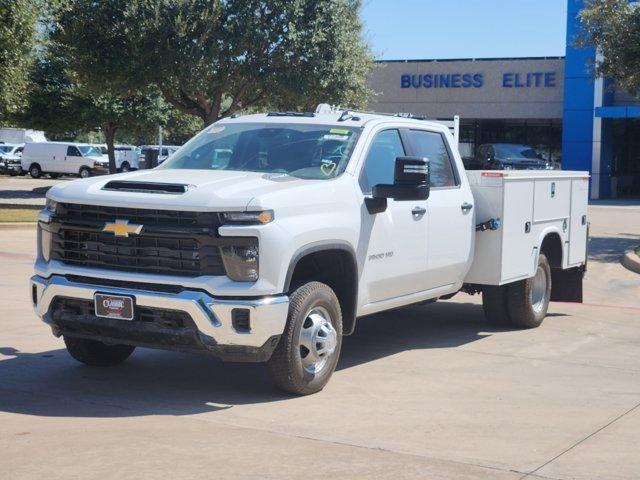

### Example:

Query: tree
xmin=580 ymin=0 xmax=640 ymax=95
xmin=52 ymin=0 xmax=374 ymax=126
xmin=0 ymin=0 xmax=39 ymax=122
xmin=18 ymin=53 xmax=169 ymax=172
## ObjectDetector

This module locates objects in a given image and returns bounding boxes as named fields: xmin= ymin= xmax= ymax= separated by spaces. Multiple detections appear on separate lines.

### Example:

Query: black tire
xmin=79 ymin=167 xmax=91 ymax=178
xmin=506 ymin=253 xmax=552 ymax=328
xmin=64 ymin=336 xmax=135 ymax=366
xmin=482 ymin=285 xmax=511 ymax=325
xmin=120 ymin=162 xmax=130 ymax=172
xmin=267 ymin=281 xmax=342 ymax=395
xmin=29 ymin=163 xmax=41 ymax=178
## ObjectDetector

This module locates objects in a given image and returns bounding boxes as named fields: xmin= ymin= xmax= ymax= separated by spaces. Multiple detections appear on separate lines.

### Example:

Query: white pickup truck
xmin=31 ymin=108 xmax=589 ymax=395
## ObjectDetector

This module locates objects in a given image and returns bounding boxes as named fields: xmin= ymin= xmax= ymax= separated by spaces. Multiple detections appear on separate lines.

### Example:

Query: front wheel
xmin=64 ymin=336 xmax=135 ymax=366
xmin=29 ymin=164 xmax=41 ymax=178
xmin=79 ymin=167 xmax=91 ymax=178
xmin=267 ymin=282 xmax=342 ymax=395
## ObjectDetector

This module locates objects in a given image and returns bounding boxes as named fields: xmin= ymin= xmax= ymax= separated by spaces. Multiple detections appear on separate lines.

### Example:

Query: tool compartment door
xmin=569 ymin=177 xmax=589 ymax=266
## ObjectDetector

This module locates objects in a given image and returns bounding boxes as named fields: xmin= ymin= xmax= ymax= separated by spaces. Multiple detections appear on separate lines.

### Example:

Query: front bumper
xmin=0 ymin=161 xmax=21 ymax=175
xmin=30 ymin=275 xmax=289 ymax=362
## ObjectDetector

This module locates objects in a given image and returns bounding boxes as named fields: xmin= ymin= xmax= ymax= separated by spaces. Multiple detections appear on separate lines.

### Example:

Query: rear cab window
xmin=407 ymin=130 xmax=459 ymax=188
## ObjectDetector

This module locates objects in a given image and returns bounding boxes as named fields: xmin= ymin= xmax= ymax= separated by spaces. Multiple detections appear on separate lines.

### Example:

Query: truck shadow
xmin=0 ymin=300 xmax=528 ymax=418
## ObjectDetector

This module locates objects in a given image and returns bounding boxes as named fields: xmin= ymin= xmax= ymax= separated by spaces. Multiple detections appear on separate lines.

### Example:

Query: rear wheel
xmin=64 ymin=336 xmax=135 ymax=366
xmin=120 ymin=162 xmax=130 ymax=172
xmin=79 ymin=167 xmax=91 ymax=178
xmin=506 ymin=253 xmax=552 ymax=328
xmin=29 ymin=163 xmax=41 ymax=178
xmin=267 ymin=282 xmax=342 ymax=395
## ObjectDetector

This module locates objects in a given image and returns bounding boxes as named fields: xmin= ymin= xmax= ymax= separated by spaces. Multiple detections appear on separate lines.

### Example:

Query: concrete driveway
xmin=1 ymin=204 xmax=639 ymax=479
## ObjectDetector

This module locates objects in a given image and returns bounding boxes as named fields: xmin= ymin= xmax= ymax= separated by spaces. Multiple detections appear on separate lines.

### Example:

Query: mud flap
xmin=550 ymin=267 xmax=584 ymax=303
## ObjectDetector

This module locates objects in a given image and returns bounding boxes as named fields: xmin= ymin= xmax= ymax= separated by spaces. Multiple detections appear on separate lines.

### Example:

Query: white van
xmin=21 ymin=142 xmax=108 ymax=179
xmin=90 ymin=144 xmax=140 ymax=172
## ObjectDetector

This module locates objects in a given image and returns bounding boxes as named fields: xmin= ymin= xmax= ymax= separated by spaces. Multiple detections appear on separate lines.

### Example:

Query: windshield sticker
xmin=207 ymin=125 xmax=225 ymax=134
xmin=329 ymin=128 xmax=350 ymax=135
xmin=320 ymin=159 xmax=337 ymax=177
xmin=323 ymin=134 xmax=349 ymax=141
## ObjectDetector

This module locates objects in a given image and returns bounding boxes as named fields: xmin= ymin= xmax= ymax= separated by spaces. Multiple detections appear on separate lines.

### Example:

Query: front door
xmin=65 ymin=145 xmax=83 ymax=174
xmin=359 ymin=128 xmax=430 ymax=304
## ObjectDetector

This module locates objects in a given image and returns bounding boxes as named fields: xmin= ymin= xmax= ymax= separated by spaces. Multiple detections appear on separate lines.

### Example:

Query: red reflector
xmin=481 ymin=172 xmax=504 ymax=177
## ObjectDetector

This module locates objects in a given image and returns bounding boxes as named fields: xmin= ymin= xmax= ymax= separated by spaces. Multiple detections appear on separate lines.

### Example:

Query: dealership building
xmin=367 ymin=0 xmax=639 ymax=199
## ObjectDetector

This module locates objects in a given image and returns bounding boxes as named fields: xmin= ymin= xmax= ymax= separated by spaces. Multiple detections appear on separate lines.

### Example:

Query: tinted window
xmin=494 ymin=144 xmax=542 ymax=160
xmin=409 ymin=130 xmax=457 ymax=187
xmin=66 ymin=146 xmax=81 ymax=157
xmin=360 ymin=129 xmax=405 ymax=192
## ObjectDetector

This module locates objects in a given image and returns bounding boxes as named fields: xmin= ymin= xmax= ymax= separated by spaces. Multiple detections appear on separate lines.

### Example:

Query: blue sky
xmin=360 ymin=0 xmax=568 ymax=60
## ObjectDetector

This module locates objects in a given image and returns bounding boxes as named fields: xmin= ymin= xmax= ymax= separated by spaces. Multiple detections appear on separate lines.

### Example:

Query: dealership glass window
xmin=611 ymin=119 xmax=640 ymax=197
xmin=408 ymin=130 xmax=457 ymax=187
xmin=360 ymin=129 xmax=405 ymax=192
xmin=459 ymin=119 xmax=562 ymax=164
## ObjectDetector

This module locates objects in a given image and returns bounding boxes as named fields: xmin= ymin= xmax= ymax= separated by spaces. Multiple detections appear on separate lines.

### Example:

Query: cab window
xmin=66 ymin=146 xmax=82 ymax=157
xmin=360 ymin=129 xmax=405 ymax=193
xmin=408 ymin=130 xmax=457 ymax=188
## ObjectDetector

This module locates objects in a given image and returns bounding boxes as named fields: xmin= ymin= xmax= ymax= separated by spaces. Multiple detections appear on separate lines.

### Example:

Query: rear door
xmin=406 ymin=129 xmax=475 ymax=289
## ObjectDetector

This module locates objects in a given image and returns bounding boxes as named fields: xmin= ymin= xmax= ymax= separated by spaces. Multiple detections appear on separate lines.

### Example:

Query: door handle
xmin=461 ymin=202 xmax=473 ymax=212
xmin=411 ymin=206 xmax=426 ymax=216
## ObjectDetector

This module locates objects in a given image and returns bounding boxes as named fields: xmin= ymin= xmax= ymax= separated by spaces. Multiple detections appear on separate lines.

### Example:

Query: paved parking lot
xmin=1 ymin=203 xmax=639 ymax=479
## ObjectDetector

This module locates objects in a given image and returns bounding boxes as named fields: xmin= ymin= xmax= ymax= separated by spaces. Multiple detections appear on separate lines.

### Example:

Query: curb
xmin=0 ymin=222 xmax=36 ymax=230
xmin=622 ymin=247 xmax=640 ymax=274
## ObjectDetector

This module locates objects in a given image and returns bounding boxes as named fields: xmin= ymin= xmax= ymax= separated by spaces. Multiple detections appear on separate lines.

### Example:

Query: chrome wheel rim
xmin=30 ymin=167 xmax=39 ymax=176
xmin=298 ymin=306 xmax=337 ymax=374
xmin=530 ymin=266 xmax=548 ymax=313
xmin=80 ymin=170 xmax=89 ymax=178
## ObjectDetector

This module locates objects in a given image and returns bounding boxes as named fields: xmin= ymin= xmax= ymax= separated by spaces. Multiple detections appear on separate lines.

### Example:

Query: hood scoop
xmin=102 ymin=181 xmax=189 ymax=195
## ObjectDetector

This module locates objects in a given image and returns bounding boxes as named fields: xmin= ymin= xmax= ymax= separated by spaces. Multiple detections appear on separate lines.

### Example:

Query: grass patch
xmin=0 ymin=207 xmax=39 ymax=222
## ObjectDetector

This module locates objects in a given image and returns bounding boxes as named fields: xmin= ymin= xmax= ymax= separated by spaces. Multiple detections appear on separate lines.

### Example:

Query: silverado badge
xmin=102 ymin=219 xmax=143 ymax=237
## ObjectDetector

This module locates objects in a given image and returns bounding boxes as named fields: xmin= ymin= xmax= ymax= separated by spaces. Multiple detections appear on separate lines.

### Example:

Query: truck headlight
xmin=221 ymin=210 xmax=273 ymax=225
xmin=220 ymin=238 xmax=259 ymax=281
xmin=45 ymin=198 xmax=57 ymax=213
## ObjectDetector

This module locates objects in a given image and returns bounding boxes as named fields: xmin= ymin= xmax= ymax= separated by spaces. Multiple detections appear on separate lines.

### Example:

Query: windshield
xmin=162 ymin=123 xmax=361 ymax=179
xmin=494 ymin=144 xmax=543 ymax=160
xmin=0 ymin=146 xmax=13 ymax=153
xmin=78 ymin=146 xmax=103 ymax=156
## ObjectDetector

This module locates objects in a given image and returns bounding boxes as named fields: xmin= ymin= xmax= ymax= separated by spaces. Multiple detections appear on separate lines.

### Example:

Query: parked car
xmin=138 ymin=145 xmax=180 ymax=169
xmin=21 ymin=142 xmax=108 ymax=178
xmin=91 ymin=144 xmax=141 ymax=172
xmin=32 ymin=109 xmax=588 ymax=395
xmin=0 ymin=143 xmax=24 ymax=175
xmin=466 ymin=143 xmax=558 ymax=170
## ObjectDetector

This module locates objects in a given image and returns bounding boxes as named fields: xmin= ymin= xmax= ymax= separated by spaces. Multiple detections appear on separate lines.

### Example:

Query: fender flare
xmin=283 ymin=240 xmax=359 ymax=292
xmin=283 ymin=240 xmax=360 ymax=336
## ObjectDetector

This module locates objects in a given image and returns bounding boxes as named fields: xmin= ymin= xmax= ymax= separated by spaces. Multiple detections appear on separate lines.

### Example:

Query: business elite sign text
xmin=401 ymin=72 xmax=557 ymax=89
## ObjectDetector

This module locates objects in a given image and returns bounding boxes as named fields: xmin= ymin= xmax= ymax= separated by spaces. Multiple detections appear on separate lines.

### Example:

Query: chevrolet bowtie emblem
xmin=102 ymin=219 xmax=143 ymax=237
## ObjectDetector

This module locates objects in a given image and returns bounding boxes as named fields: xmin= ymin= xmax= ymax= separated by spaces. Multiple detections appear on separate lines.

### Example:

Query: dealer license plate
xmin=94 ymin=293 xmax=134 ymax=320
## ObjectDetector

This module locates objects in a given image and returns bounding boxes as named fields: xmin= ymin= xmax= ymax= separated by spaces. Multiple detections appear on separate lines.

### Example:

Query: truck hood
xmin=46 ymin=168 xmax=339 ymax=211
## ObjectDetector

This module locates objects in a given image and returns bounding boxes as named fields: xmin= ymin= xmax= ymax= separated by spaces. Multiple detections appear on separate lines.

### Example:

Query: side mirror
xmin=365 ymin=157 xmax=430 ymax=214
